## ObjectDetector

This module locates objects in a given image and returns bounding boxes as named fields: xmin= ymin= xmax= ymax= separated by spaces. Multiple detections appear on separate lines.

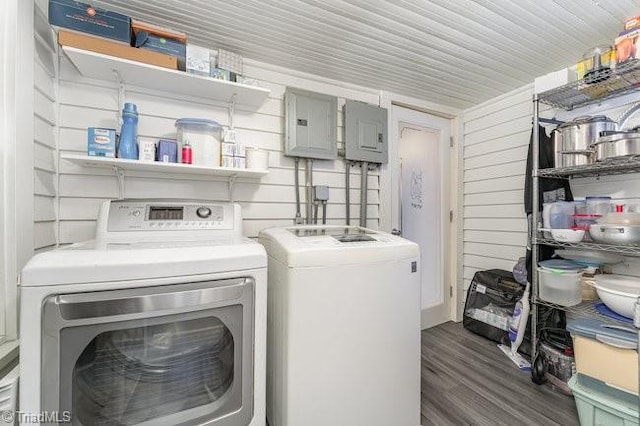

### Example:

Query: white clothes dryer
xmin=20 ymin=200 xmax=266 ymax=426
xmin=258 ymin=225 xmax=421 ymax=426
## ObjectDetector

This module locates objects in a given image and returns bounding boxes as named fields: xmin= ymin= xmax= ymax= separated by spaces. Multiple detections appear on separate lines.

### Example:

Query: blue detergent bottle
xmin=118 ymin=103 xmax=139 ymax=159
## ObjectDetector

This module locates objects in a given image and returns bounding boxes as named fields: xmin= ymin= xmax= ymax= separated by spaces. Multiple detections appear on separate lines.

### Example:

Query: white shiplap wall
xmin=33 ymin=5 xmax=57 ymax=251
xmin=461 ymin=85 xmax=533 ymax=306
xmin=462 ymin=83 xmax=640 ymax=308
xmin=55 ymin=55 xmax=382 ymax=243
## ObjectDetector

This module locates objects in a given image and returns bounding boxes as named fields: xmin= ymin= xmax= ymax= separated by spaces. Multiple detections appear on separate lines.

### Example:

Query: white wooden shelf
xmin=62 ymin=153 xmax=269 ymax=179
xmin=62 ymin=46 xmax=271 ymax=108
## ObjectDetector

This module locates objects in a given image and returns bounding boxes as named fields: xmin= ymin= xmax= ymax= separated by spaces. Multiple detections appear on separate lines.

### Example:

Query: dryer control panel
xmin=104 ymin=201 xmax=235 ymax=232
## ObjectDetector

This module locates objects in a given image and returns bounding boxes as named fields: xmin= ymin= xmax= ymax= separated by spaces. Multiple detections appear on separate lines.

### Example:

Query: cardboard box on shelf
xmin=132 ymin=20 xmax=186 ymax=70
xmin=625 ymin=16 xmax=640 ymax=31
xmin=615 ymin=28 xmax=640 ymax=64
xmin=87 ymin=128 xmax=116 ymax=158
xmin=58 ymin=30 xmax=178 ymax=70
xmin=49 ymin=0 xmax=131 ymax=44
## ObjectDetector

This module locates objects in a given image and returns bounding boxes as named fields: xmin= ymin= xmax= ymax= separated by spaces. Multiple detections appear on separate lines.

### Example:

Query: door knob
xmin=391 ymin=228 xmax=402 ymax=236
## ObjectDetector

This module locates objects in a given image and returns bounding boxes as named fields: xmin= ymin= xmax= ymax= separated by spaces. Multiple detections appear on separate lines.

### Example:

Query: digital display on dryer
xmin=148 ymin=207 xmax=184 ymax=220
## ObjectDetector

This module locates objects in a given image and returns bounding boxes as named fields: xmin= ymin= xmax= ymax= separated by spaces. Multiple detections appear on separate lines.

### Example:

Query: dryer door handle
xmin=46 ymin=278 xmax=250 ymax=321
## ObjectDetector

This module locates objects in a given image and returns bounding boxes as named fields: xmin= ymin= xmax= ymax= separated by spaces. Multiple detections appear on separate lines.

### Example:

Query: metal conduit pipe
xmin=305 ymin=159 xmax=314 ymax=224
xmin=322 ymin=201 xmax=327 ymax=225
xmin=359 ymin=161 xmax=368 ymax=227
xmin=345 ymin=161 xmax=351 ymax=225
xmin=294 ymin=158 xmax=303 ymax=224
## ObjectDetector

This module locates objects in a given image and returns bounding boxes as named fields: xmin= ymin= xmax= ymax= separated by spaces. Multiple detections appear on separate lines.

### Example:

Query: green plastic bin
xmin=568 ymin=375 xmax=639 ymax=426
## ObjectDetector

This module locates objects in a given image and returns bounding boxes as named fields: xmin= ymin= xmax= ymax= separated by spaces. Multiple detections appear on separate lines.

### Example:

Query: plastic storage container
xmin=586 ymin=196 xmax=612 ymax=217
xmin=567 ymin=319 xmax=638 ymax=395
xmin=549 ymin=201 xmax=575 ymax=229
xmin=174 ymin=118 xmax=222 ymax=166
xmin=537 ymin=267 xmax=582 ymax=306
xmin=568 ymin=375 xmax=639 ymax=426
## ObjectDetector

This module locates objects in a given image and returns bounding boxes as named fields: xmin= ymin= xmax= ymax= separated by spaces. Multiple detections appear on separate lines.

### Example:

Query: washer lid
xmin=258 ymin=225 xmax=419 ymax=267
xmin=20 ymin=238 xmax=266 ymax=286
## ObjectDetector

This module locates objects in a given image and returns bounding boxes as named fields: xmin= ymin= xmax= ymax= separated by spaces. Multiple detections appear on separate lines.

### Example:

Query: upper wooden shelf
xmin=62 ymin=46 xmax=271 ymax=108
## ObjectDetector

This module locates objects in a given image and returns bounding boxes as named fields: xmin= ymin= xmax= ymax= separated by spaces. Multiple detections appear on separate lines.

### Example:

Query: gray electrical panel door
xmin=285 ymin=88 xmax=337 ymax=160
xmin=344 ymin=100 xmax=388 ymax=164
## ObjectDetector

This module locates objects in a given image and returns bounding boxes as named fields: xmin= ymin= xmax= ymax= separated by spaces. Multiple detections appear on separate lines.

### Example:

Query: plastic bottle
xmin=508 ymin=282 xmax=531 ymax=352
xmin=181 ymin=141 xmax=193 ymax=164
xmin=118 ymin=103 xmax=139 ymax=159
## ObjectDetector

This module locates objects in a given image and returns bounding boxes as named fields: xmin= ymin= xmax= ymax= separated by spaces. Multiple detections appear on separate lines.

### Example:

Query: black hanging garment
xmin=524 ymin=124 xmax=574 ymax=282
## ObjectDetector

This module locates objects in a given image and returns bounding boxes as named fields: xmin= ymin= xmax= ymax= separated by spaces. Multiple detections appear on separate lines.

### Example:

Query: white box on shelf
xmin=221 ymin=142 xmax=236 ymax=157
xmin=186 ymin=44 xmax=210 ymax=76
xmin=138 ymin=138 xmax=156 ymax=162
xmin=234 ymin=157 xmax=246 ymax=169
xmin=534 ymin=68 xmax=577 ymax=94
xmin=217 ymin=49 xmax=243 ymax=75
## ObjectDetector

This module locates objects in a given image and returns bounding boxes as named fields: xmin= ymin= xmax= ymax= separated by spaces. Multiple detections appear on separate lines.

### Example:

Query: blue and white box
xmin=49 ymin=0 xmax=131 ymax=44
xmin=87 ymin=127 xmax=116 ymax=157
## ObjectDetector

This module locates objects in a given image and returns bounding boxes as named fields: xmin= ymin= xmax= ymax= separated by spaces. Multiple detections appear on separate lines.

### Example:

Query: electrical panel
xmin=285 ymin=88 xmax=337 ymax=160
xmin=344 ymin=100 xmax=388 ymax=164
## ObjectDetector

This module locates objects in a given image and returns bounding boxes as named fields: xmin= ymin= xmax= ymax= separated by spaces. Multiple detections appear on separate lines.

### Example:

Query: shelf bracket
xmin=113 ymin=69 xmax=125 ymax=127
xmin=113 ymin=165 xmax=125 ymax=200
xmin=228 ymin=174 xmax=237 ymax=203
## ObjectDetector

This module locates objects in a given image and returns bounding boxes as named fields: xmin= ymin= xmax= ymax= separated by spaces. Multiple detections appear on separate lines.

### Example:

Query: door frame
xmin=378 ymin=92 xmax=463 ymax=323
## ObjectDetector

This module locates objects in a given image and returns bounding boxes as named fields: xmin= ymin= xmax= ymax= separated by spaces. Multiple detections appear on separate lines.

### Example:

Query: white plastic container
xmin=537 ymin=267 xmax=582 ymax=306
xmin=175 ymin=118 xmax=222 ymax=167
xmin=246 ymin=147 xmax=269 ymax=170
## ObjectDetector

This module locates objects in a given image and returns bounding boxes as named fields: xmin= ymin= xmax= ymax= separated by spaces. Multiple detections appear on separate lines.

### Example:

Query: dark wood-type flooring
xmin=421 ymin=322 xmax=579 ymax=426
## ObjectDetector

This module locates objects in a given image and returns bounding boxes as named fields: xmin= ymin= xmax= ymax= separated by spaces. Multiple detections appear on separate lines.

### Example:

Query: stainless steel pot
xmin=560 ymin=150 xmax=595 ymax=167
xmin=553 ymin=116 xmax=616 ymax=164
xmin=589 ymin=223 xmax=640 ymax=244
xmin=592 ymin=130 xmax=640 ymax=161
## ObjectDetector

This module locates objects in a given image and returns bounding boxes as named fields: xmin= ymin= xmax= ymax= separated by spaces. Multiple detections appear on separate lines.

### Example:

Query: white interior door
xmin=393 ymin=106 xmax=451 ymax=329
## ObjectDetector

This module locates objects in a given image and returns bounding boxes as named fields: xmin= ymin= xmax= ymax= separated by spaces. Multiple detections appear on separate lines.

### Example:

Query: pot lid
xmin=560 ymin=115 xmax=614 ymax=127
xmin=596 ymin=212 xmax=640 ymax=225
xmin=594 ymin=131 xmax=640 ymax=144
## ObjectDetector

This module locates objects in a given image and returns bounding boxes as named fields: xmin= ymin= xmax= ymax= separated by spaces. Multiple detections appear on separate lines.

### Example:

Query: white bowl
xmin=594 ymin=275 xmax=640 ymax=319
xmin=551 ymin=228 xmax=585 ymax=242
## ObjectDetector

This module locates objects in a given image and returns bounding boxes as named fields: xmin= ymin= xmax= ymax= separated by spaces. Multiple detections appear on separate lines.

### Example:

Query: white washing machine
xmin=20 ymin=200 xmax=267 ymax=426
xmin=258 ymin=225 xmax=421 ymax=426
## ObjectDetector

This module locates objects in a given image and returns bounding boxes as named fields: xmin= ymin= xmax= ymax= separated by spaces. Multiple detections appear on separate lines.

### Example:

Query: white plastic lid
xmin=175 ymin=118 xmax=222 ymax=130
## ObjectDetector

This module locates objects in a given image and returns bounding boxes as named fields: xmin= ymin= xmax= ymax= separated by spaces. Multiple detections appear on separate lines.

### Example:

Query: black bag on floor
xmin=463 ymin=269 xmax=526 ymax=346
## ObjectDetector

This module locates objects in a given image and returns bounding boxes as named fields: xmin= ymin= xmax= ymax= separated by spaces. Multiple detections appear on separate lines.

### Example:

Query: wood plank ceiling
xmin=92 ymin=0 xmax=640 ymax=109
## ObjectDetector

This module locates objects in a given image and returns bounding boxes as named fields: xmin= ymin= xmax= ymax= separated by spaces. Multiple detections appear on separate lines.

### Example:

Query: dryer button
xmin=197 ymin=207 xmax=212 ymax=218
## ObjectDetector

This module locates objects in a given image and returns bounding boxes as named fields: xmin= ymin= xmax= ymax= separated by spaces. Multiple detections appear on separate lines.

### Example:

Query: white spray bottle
xmin=508 ymin=282 xmax=530 ymax=353
xmin=498 ymin=282 xmax=531 ymax=371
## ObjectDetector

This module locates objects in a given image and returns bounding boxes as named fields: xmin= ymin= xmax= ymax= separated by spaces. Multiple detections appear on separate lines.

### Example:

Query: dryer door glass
xmin=41 ymin=279 xmax=255 ymax=426
xmin=73 ymin=316 xmax=235 ymax=425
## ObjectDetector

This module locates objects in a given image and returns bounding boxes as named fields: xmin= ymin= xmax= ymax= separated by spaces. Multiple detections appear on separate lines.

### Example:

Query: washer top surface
xmin=21 ymin=200 xmax=266 ymax=286
xmin=258 ymin=225 xmax=418 ymax=268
